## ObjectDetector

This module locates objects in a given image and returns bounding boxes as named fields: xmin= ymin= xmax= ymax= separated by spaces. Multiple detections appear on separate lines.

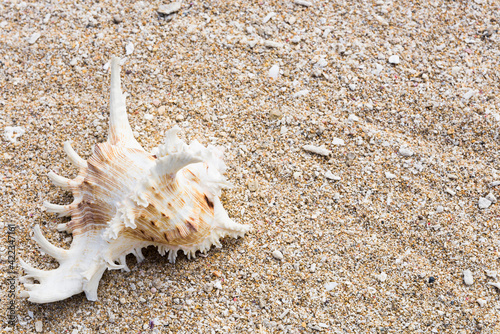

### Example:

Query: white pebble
xmin=262 ymin=12 xmax=276 ymax=24
xmin=385 ymin=172 xmax=396 ymax=179
xmin=158 ymin=2 xmax=181 ymax=15
xmin=348 ymin=84 xmax=357 ymax=91
xmin=291 ymin=35 xmax=302 ymax=43
xmin=347 ymin=114 xmax=359 ymax=122
xmin=488 ymin=282 xmax=500 ymax=290
xmin=490 ymin=181 xmax=500 ymax=187
xmin=293 ymin=89 xmax=309 ymax=98
xmin=477 ymin=298 xmax=487 ymax=307
xmin=264 ymin=40 xmax=283 ymax=48
xmin=436 ymin=205 xmax=444 ymax=213
xmin=398 ymin=147 xmax=414 ymax=157
xmin=302 ymin=145 xmax=331 ymax=156
xmin=478 ymin=197 xmax=492 ymax=209
xmin=332 ymin=138 xmax=345 ymax=146
xmin=463 ymin=89 xmax=477 ymax=100
xmin=445 ymin=188 xmax=456 ymax=196
xmin=324 ymin=171 xmax=340 ymax=181
xmin=213 ymin=280 xmax=222 ymax=289
xmin=294 ymin=0 xmax=312 ymax=6
xmin=463 ymin=270 xmax=474 ymax=286
xmin=272 ymin=250 xmax=283 ymax=260
xmin=373 ymin=63 xmax=384 ymax=75
xmin=374 ymin=272 xmax=387 ymax=282
xmin=324 ymin=282 xmax=338 ymax=291
xmin=4 ymin=126 xmax=25 ymax=143
xmin=486 ymin=270 xmax=497 ymax=279
xmin=486 ymin=193 xmax=497 ymax=203
xmin=28 ymin=32 xmax=41 ymax=45
xmin=35 ymin=321 xmax=43 ymax=332
xmin=268 ymin=64 xmax=280 ymax=80
xmin=125 ymin=42 xmax=134 ymax=55
xmin=310 ymin=263 xmax=316 ymax=272
xmin=144 ymin=114 xmax=154 ymax=121
xmin=388 ymin=55 xmax=400 ymax=64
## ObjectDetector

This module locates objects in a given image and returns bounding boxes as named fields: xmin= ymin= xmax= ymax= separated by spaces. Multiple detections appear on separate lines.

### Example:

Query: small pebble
xmin=463 ymin=270 xmax=474 ymax=286
xmin=324 ymin=282 xmax=338 ymax=291
xmin=247 ymin=180 xmax=260 ymax=192
xmin=213 ymin=280 xmax=222 ymax=289
xmin=477 ymin=298 xmax=487 ymax=307
xmin=268 ymin=64 xmax=279 ymax=80
xmin=324 ymin=171 xmax=340 ymax=181
xmin=4 ymin=126 xmax=25 ymax=143
xmin=488 ymin=282 xmax=500 ymax=290
xmin=157 ymin=106 xmax=166 ymax=114
xmin=489 ymin=181 xmax=500 ymax=187
xmin=428 ymin=276 xmax=436 ymax=284
xmin=113 ymin=14 xmax=123 ymax=24
xmin=398 ymin=147 xmax=414 ymax=157
xmin=436 ymin=205 xmax=444 ymax=213
xmin=35 ymin=321 xmax=43 ymax=332
xmin=204 ymin=282 xmax=214 ymax=292
xmin=463 ymin=89 xmax=476 ymax=100
xmin=294 ymin=0 xmax=312 ymax=6
xmin=293 ymin=89 xmax=309 ymax=98
xmin=309 ymin=263 xmax=316 ymax=272
xmin=478 ymin=197 xmax=492 ymax=209
xmin=272 ymin=250 xmax=284 ymax=261
xmin=158 ymin=2 xmax=181 ymax=15
xmin=347 ymin=114 xmax=359 ymax=122
xmin=262 ymin=12 xmax=276 ymax=24
xmin=375 ymin=272 xmax=387 ymax=282
xmin=385 ymin=172 xmax=396 ymax=179
xmin=332 ymin=138 xmax=345 ymax=146
xmin=264 ymin=40 xmax=283 ymax=48
xmin=388 ymin=55 xmax=400 ymax=64
xmin=302 ymin=145 xmax=331 ymax=157
xmin=485 ymin=270 xmax=497 ymax=279
xmin=126 ymin=42 xmax=134 ymax=55
xmin=485 ymin=193 xmax=497 ymax=203
xmin=269 ymin=109 xmax=283 ymax=119
xmin=28 ymin=32 xmax=41 ymax=45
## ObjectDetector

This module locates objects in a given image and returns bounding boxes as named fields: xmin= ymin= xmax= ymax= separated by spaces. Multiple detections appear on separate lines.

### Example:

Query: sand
xmin=1 ymin=0 xmax=500 ymax=333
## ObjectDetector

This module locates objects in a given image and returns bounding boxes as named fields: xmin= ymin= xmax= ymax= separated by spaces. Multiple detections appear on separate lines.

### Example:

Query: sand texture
xmin=1 ymin=0 xmax=500 ymax=333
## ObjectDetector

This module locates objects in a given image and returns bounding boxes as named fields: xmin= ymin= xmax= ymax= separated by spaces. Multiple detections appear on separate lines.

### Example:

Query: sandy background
xmin=1 ymin=0 xmax=500 ymax=332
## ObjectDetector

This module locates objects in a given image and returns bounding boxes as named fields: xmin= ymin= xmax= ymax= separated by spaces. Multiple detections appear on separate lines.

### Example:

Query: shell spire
xmin=20 ymin=57 xmax=251 ymax=303
xmin=108 ymin=56 xmax=143 ymax=149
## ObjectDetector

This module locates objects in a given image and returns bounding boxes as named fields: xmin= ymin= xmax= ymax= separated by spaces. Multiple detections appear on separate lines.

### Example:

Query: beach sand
xmin=1 ymin=0 xmax=500 ymax=332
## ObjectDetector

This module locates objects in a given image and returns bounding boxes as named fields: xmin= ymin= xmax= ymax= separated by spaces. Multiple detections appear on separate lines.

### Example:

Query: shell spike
xmin=153 ymin=151 xmax=203 ymax=178
xmin=19 ymin=258 xmax=46 ymax=278
xmin=108 ymin=56 xmax=143 ymax=150
xmin=32 ymin=225 xmax=68 ymax=261
xmin=47 ymin=171 xmax=75 ymax=190
xmin=63 ymin=141 xmax=87 ymax=169
xmin=43 ymin=201 xmax=72 ymax=217
xmin=83 ymin=266 xmax=107 ymax=301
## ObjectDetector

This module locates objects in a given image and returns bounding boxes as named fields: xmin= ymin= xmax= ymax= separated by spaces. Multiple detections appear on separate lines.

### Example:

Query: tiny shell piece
xmin=463 ymin=270 xmax=474 ymax=286
xmin=19 ymin=57 xmax=251 ymax=304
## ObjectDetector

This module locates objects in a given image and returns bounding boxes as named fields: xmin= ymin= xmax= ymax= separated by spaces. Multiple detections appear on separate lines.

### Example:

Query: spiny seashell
xmin=20 ymin=57 xmax=250 ymax=303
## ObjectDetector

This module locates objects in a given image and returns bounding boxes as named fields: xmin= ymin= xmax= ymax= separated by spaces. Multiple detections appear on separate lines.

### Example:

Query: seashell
xmin=20 ymin=57 xmax=251 ymax=303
